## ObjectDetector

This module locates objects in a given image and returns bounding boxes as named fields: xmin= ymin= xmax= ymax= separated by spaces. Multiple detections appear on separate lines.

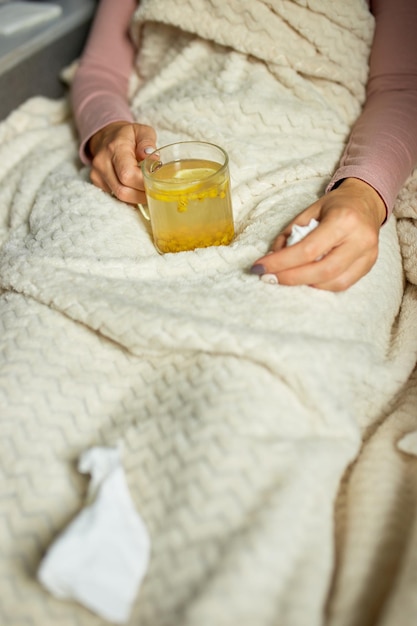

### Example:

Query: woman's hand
xmin=88 ymin=121 xmax=157 ymax=204
xmin=251 ymin=178 xmax=387 ymax=291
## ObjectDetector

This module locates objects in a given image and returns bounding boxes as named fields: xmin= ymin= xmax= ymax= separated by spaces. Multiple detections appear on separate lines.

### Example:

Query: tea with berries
xmin=142 ymin=143 xmax=234 ymax=254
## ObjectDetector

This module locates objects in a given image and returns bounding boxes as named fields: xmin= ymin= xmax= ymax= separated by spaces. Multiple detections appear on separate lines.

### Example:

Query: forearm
xmin=328 ymin=89 xmax=417 ymax=217
xmin=71 ymin=70 xmax=135 ymax=163
xmin=328 ymin=0 xmax=417 ymax=218
xmin=71 ymin=0 xmax=138 ymax=163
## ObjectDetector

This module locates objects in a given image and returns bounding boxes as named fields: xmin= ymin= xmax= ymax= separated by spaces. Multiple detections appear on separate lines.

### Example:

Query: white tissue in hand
xmin=286 ymin=218 xmax=319 ymax=246
xmin=37 ymin=446 xmax=150 ymax=624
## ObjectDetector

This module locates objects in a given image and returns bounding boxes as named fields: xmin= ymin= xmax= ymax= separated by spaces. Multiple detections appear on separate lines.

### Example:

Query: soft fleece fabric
xmin=1 ymin=1 xmax=417 ymax=625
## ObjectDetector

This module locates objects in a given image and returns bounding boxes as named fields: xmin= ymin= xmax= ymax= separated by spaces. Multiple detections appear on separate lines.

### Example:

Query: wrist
xmin=339 ymin=177 xmax=387 ymax=226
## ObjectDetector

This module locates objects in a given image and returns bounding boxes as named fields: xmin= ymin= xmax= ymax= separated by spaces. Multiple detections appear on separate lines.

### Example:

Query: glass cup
xmin=139 ymin=141 xmax=234 ymax=253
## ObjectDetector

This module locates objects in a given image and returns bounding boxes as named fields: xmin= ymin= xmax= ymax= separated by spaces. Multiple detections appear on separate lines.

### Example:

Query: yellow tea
xmin=145 ymin=158 xmax=234 ymax=253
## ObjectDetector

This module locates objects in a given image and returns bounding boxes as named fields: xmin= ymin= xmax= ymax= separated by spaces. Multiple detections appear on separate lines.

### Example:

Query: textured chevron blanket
xmin=1 ymin=1 xmax=417 ymax=625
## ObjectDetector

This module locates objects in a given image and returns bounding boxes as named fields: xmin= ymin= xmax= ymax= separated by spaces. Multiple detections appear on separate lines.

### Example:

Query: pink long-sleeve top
xmin=71 ymin=0 xmax=417 ymax=218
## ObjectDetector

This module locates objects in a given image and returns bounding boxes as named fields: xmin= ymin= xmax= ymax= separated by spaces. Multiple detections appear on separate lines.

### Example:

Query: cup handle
xmin=137 ymin=203 xmax=151 ymax=221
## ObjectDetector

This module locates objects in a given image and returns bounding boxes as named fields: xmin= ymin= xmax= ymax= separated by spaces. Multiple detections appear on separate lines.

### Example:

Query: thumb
xmin=134 ymin=123 xmax=157 ymax=160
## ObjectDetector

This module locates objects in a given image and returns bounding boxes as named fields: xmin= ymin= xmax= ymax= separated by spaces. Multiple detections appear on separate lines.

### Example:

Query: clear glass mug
xmin=139 ymin=141 xmax=234 ymax=253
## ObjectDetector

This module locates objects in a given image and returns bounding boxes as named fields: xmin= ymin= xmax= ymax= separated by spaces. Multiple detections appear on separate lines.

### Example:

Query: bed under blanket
xmin=1 ymin=1 xmax=417 ymax=625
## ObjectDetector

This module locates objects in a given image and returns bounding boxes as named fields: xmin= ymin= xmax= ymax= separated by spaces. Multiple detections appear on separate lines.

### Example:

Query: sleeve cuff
xmin=326 ymin=168 xmax=391 ymax=224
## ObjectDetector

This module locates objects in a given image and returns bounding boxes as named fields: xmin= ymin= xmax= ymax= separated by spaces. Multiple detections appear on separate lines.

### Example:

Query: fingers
xmin=265 ymin=242 xmax=376 ymax=291
xmin=90 ymin=168 xmax=148 ymax=205
xmin=89 ymin=122 xmax=157 ymax=204
xmin=109 ymin=147 xmax=146 ymax=203
xmin=271 ymin=233 xmax=287 ymax=252
xmin=134 ymin=124 xmax=157 ymax=161
xmin=250 ymin=203 xmax=380 ymax=291
xmin=311 ymin=256 xmax=373 ymax=291
xmin=255 ymin=217 xmax=339 ymax=275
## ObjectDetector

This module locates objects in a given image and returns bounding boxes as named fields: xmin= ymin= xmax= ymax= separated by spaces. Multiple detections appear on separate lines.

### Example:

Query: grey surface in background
xmin=0 ymin=0 xmax=97 ymax=119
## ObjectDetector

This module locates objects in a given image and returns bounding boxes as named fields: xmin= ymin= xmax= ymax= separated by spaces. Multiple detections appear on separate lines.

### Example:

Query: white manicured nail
xmin=261 ymin=274 xmax=279 ymax=285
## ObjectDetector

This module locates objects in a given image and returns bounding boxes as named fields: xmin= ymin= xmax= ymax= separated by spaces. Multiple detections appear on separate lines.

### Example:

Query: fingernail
xmin=250 ymin=264 xmax=266 ymax=275
xmin=261 ymin=273 xmax=279 ymax=285
xmin=144 ymin=146 xmax=156 ymax=155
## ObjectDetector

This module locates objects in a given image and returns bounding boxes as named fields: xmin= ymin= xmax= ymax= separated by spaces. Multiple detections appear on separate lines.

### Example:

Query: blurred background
xmin=0 ymin=0 xmax=98 ymax=119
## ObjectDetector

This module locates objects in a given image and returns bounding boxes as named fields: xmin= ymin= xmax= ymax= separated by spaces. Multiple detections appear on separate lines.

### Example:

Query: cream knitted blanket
xmin=1 ymin=1 xmax=417 ymax=625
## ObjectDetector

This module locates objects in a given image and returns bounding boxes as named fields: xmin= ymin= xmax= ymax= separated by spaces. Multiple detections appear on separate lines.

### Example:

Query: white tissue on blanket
xmin=37 ymin=446 xmax=150 ymax=624
xmin=286 ymin=218 xmax=319 ymax=247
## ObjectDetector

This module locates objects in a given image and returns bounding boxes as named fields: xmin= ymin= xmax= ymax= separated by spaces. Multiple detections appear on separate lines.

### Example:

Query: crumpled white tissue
xmin=286 ymin=218 xmax=319 ymax=247
xmin=37 ymin=446 xmax=150 ymax=624
xmin=260 ymin=218 xmax=321 ymax=284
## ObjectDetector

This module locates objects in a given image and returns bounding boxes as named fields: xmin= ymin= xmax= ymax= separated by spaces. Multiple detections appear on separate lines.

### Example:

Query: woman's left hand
xmin=250 ymin=178 xmax=387 ymax=291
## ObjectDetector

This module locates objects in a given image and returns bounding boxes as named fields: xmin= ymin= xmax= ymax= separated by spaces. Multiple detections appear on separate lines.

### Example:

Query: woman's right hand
xmin=88 ymin=121 xmax=157 ymax=204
